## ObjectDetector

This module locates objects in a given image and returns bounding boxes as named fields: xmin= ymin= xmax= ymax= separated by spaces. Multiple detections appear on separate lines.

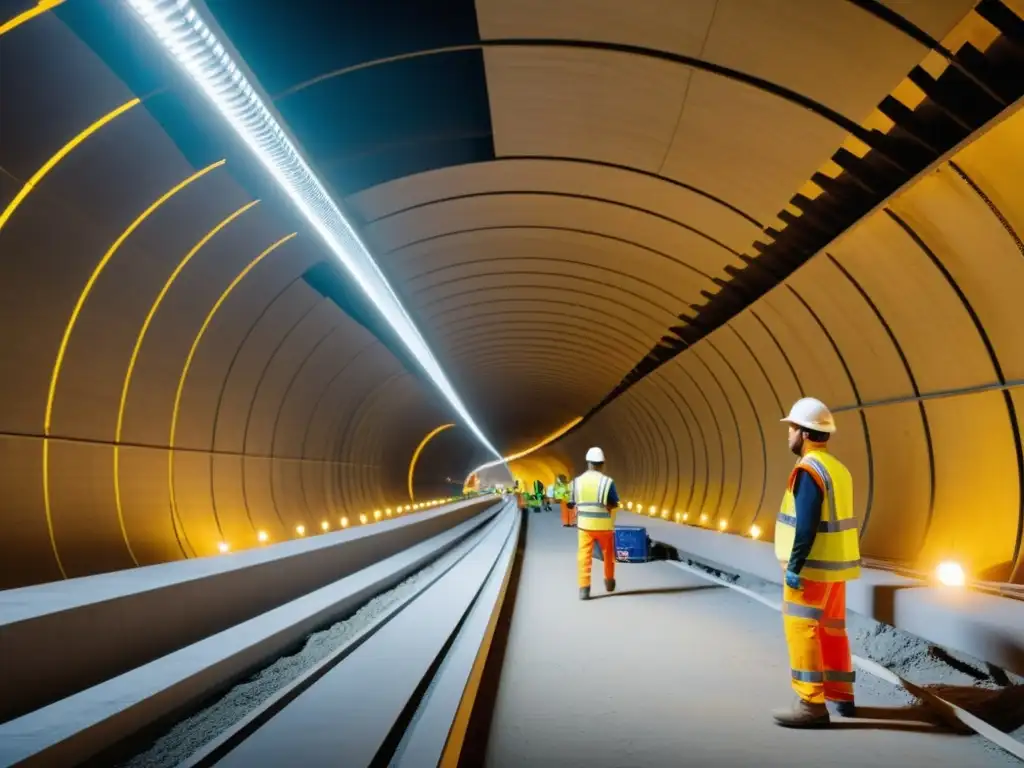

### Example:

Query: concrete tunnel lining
xmin=0 ymin=0 xmax=1023 ymax=599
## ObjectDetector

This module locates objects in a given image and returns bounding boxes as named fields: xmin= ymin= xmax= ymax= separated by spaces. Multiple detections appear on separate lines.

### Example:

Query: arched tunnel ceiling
xmin=3 ymin=0 xmax=1024 ymax=587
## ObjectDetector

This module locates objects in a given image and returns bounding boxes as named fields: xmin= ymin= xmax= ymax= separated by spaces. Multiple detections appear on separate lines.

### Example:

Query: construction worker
xmin=773 ymin=398 xmax=860 ymax=728
xmin=529 ymin=479 xmax=544 ymax=513
xmin=553 ymin=474 xmax=573 ymax=525
xmin=567 ymin=447 xmax=619 ymax=600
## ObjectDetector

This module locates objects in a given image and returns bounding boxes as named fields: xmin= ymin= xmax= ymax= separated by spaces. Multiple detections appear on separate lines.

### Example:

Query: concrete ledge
xmin=0 ymin=496 xmax=499 ymax=722
xmin=622 ymin=512 xmax=1024 ymax=677
xmin=0 ymin=505 xmax=507 ymax=768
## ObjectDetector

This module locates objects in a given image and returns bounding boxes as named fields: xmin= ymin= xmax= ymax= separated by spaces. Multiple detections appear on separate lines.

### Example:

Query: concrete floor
xmin=484 ymin=511 xmax=1019 ymax=767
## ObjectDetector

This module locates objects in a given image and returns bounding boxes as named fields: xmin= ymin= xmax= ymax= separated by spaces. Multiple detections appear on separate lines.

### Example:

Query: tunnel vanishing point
xmin=3 ymin=0 xmax=1024 ymax=591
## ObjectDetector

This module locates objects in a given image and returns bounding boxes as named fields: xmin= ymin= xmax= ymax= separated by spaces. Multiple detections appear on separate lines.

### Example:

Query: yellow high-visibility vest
xmin=553 ymin=481 xmax=571 ymax=501
xmin=774 ymin=449 xmax=860 ymax=582
xmin=572 ymin=470 xmax=615 ymax=531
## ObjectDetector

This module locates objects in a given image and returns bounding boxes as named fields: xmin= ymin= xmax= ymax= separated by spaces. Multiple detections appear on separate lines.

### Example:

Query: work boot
xmin=579 ymin=586 xmax=591 ymax=601
xmin=830 ymin=700 xmax=856 ymax=718
xmin=605 ymin=578 xmax=616 ymax=593
xmin=772 ymin=697 xmax=830 ymax=728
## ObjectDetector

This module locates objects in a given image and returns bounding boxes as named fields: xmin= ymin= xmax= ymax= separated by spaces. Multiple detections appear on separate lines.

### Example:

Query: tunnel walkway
xmin=479 ymin=511 xmax=1017 ymax=767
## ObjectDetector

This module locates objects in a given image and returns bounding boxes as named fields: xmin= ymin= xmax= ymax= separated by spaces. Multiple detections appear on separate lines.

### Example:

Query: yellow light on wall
xmin=661 ymin=509 xmax=669 ymax=519
xmin=360 ymin=514 xmax=368 ymax=524
xmin=749 ymin=524 xmax=762 ymax=539
xmin=682 ymin=513 xmax=689 ymax=522
xmin=257 ymin=530 xmax=269 ymax=543
xmin=700 ymin=514 xmax=709 ymax=524
xmin=321 ymin=521 xmax=330 ymax=531
xmin=340 ymin=517 xmax=349 ymax=528
xmin=375 ymin=510 xmax=383 ymax=521
xmin=296 ymin=525 xmax=306 ymax=536
xmin=0 ymin=0 xmax=67 ymax=37
xmin=636 ymin=504 xmax=644 ymax=514
xmin=626 ymin=501 xmax=634 ymax=510
xmin=936 ymin=561 xmax=966 ymax=587
xmin=218 ymin=542 xmax=230 ymax=553
xmin=408 ymin=423 xmax=455 ymax=501
xmin=405 ymin=505 xmax=411 ymax=512
xmin=718 ymin=519 xmax=728 ymax=531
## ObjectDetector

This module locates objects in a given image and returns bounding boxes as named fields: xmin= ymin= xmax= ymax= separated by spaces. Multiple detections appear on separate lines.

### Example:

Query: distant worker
xmin=568 ymin=447 xmax=620 ymax=600
xmin=553 ymin=474 xmax=573 ymax=525
xmin=531 ymin=479 xmax=545 ymax=513
xmin=773 ymin=398 xmax=860 ymax=728
xmin=544 ymin=482 xmax=555 ymax=512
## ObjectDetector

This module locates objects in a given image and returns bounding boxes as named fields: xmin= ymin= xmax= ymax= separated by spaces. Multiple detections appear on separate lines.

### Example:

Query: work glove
xmin=784 ymin=570 xmax=802 ymax=590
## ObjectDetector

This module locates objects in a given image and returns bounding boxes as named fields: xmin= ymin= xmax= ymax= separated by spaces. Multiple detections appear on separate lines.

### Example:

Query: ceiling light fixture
xmin=122 ymin=0 xmax=501 ymax=461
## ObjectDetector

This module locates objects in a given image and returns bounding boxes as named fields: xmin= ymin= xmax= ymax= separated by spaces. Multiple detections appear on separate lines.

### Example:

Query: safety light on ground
xmin=320 ymin=521 xmax=329 ymax=532
xmin=295 ymin=525 xmax=306 ymax=537
xmin=359 ymin=513 xmax=368 ymax=525
xmin=121 ymin=0 xmax=503 ymax=467
xmin=257 ymin=530 xmax=268 ymax=543
xmin=340 ymin=517 xmax=349 ymax=528
xmin=749 ymin=524 xmax=762 ymax=539
xmin=936 ymin=561 xmax=966 ymax=587
xmin=217 ymin=541 xmax=230 ymax=554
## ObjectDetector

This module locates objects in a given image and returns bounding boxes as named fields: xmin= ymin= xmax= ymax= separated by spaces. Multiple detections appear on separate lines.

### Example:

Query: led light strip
xmin=122 ymin=0 xmax=502 ymax=461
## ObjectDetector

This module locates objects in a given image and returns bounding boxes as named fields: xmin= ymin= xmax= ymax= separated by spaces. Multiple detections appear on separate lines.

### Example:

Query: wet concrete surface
xmin=484 ymin=511 xmax=1020 ymax=767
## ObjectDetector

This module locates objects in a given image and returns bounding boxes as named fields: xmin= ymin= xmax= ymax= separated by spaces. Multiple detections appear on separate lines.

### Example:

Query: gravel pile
xmin=122 ymin=535 xmax=480 ymax=768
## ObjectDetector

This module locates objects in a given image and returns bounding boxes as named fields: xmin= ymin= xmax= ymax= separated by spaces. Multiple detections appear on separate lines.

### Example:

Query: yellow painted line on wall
xmin=408 ymin=423 xmax=455 ymax=501
xmin=0 ymin=0 xmax=65 ymax=37
xmin=0 ymin=98 xmax=139 ymax=238
xmin=114 ymin=200 xmax=259 ymax=559
xmin=168 ymin=232 xmax=297 ymax=549
xmin=43 ymin=160 xmax=225 ymax=569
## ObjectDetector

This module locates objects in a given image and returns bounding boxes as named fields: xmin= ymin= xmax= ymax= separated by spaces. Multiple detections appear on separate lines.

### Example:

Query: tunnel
xmin=3 ymin=0 xmax=1024 ymax=766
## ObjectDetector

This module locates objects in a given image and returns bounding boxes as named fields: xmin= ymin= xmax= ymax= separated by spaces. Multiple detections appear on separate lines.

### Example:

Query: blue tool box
xmin=592 ymin=526 xmax=650 ymax=563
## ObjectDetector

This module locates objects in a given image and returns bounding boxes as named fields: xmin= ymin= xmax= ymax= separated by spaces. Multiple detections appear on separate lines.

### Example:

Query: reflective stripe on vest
xmin=573 ymin=470 xmax=615 ymax=531
xmin=774 ymin=450 xmax=861 ymax=582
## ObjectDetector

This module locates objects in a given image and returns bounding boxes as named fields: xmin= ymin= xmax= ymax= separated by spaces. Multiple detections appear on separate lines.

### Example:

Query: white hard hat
xmin=782 ymin=397 xmax=836 ymax=434
xmin=585 ymin=446 xmax=606 ymax=463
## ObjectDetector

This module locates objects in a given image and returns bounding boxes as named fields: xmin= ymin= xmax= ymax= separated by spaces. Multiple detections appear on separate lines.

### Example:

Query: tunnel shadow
xmin=589 ymin=584 xmax=724 ymax=600
xmin=825 ymin=704 xmax=944 ymax=733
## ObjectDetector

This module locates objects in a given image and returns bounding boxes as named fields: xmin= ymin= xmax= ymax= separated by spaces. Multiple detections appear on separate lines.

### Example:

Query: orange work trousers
xmin=782 ymin=579 xmax=855 ymax=704
xmin=578 ymin=529 xmax=615 ymax=588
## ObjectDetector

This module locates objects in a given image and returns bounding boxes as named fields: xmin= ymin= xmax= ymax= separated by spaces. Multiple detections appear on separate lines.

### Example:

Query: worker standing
xmin=568 ymin=447 xmax=620 ymax=600
xmin=773 ymin=398 xmax=860 ymax=727
xmin=553 ymin=474 xmax=573 ymax=526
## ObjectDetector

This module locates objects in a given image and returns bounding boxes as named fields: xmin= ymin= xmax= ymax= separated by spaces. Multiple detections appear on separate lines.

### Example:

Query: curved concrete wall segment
xmin=4 ymin=0 xmax=1024 ymax=589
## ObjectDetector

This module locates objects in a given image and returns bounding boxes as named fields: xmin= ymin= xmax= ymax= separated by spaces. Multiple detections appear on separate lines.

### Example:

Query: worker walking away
xmin=553 ymin=474 xmax=574 ymax=526
xmin=773 ymin=398 xmax=860 ymax=728
xmin=544 ymin=482 xmax=555 ymax=512
xmin=568 ymin=447 xmax=620 ymax=600
xmin=531 ymin=479 xmax=545 ymax=513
